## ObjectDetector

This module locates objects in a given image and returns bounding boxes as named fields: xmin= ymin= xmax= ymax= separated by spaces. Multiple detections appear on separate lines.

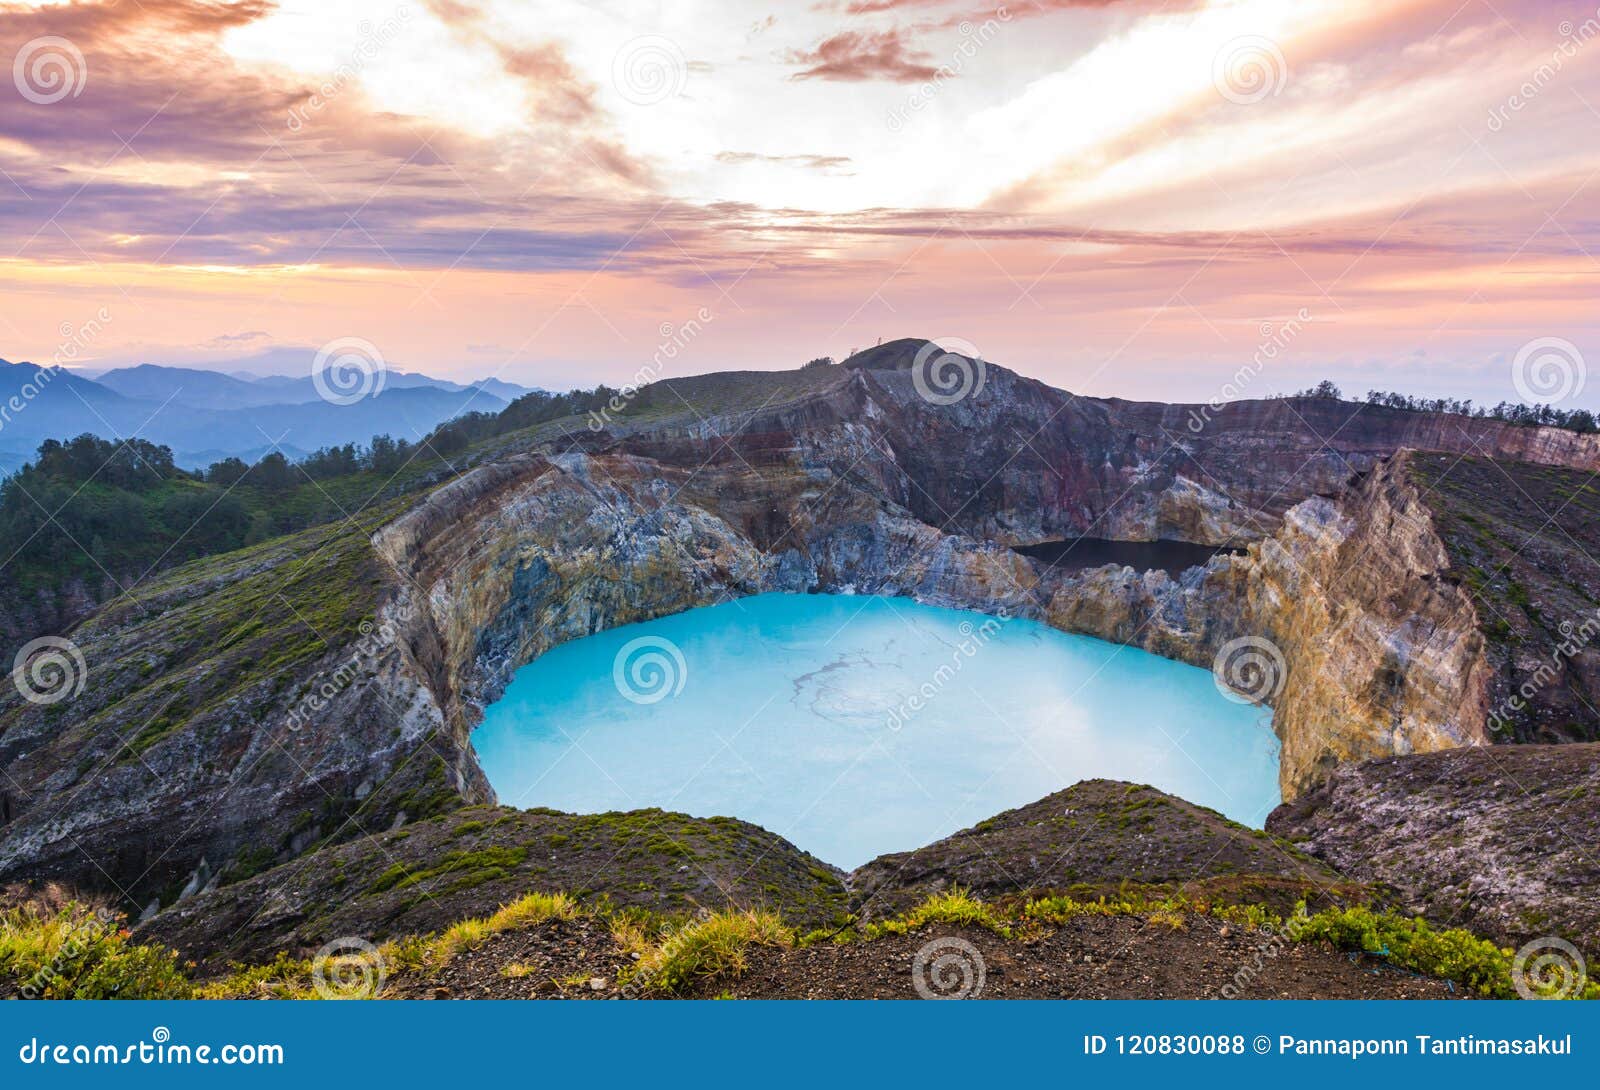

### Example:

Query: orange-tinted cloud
xmin=0 ymin=0 xmax=1594 ymax=408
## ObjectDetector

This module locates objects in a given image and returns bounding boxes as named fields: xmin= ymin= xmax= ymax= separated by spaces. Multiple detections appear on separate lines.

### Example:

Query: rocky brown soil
xmin=703 ymin=919 xmax=1470 ymax=1000
xmin=371 ymin=915 xmax=1468 ymax=1001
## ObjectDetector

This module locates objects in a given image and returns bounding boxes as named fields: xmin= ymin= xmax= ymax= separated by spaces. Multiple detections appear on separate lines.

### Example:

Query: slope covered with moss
xmin=1410 ymin=453 xmax=1600 ymax=743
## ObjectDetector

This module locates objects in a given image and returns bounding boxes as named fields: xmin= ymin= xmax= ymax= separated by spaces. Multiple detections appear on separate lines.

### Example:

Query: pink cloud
xmin=787 ymin=29 xmax=942 ymax=82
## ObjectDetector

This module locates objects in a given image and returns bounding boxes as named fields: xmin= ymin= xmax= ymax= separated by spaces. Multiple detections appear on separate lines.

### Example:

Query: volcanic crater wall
xmin=1040 ymin=453 xmax=1493 ymax=790
xmin=5 ymin=348 xmax=1598 ymax=909
xmin=379 ymin=438 xmax=1494 ymax=805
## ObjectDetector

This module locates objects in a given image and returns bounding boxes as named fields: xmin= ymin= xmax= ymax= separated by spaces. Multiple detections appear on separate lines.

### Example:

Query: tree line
xmin=0 ymin=386 xmax=636 ymax=655
xmin=1287 ymin=381 xmax=1598 ymax=434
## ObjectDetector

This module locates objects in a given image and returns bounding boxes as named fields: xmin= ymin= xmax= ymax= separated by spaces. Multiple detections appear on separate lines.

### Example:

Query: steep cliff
xmin=1036 ymin=453 xmax=1493 ymax=793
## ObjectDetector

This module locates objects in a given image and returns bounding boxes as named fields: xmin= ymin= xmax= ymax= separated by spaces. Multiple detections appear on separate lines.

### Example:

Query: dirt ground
xmin=382 ymin=912 xmax=1468 ymax=1001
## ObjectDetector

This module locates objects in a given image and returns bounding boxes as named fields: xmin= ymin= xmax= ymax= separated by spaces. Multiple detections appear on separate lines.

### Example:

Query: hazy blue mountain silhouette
xmin=1 ymin=359 xmax=510 ymax=470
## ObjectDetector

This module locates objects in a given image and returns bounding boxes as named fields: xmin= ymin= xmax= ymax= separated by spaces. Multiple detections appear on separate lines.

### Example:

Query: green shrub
xmin=0 ymin=898 xmax=190 ymax=999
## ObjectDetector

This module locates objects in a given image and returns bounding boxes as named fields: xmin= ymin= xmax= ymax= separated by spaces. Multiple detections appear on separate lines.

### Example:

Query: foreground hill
xmin=8 ymin=775 xmax=1577 ymax=1001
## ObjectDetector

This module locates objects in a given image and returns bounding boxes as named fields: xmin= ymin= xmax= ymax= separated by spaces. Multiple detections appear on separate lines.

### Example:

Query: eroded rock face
xmin=370 ymin=449 xmax=1042 ymax=724
xmin=1268 ymin=742 xmax=1600 ymax=949
xmin=1036 ymin=454 xmax=1492 ymax=794
xmin=5 ymin=343 xmax=1599 ymax=905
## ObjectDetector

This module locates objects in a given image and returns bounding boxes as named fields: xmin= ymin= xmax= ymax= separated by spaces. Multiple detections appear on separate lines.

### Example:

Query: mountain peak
xmin=840 ymin=338 xmax=939 ymax=371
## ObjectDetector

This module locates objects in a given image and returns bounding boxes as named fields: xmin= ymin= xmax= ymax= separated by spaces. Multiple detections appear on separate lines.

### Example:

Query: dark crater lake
xmin=1015 ymin=537 xmax=1247 ymax=578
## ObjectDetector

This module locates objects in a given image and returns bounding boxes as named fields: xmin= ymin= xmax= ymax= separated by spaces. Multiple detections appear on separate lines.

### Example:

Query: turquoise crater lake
xmin=471 ymin=593 xmax=1280 ymax=869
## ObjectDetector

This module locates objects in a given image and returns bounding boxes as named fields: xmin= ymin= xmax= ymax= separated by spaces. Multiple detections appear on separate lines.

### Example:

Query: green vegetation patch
xmin=368 ymin=846 xmax=530 ymax=896
xmin=0 ymin=895 xmax=190 ymax=999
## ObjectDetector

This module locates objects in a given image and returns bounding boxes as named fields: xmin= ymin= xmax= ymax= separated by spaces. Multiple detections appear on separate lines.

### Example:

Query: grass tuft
xmin=429 ymin=891 xmax=579 ymax=966
xmin=851 ymin=888 xmax=1012 ymax=942
xmin=626 ymin=909 xmax=792 ymax=994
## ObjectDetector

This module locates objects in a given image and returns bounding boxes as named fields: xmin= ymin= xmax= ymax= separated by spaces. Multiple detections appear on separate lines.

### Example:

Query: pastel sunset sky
xmin=2 ymin=0 xmax=1598 ymax=406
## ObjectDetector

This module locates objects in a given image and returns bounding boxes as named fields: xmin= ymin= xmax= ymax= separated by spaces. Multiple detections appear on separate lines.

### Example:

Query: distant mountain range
xmin=0 ymin=360 xmax=537 ymax=472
